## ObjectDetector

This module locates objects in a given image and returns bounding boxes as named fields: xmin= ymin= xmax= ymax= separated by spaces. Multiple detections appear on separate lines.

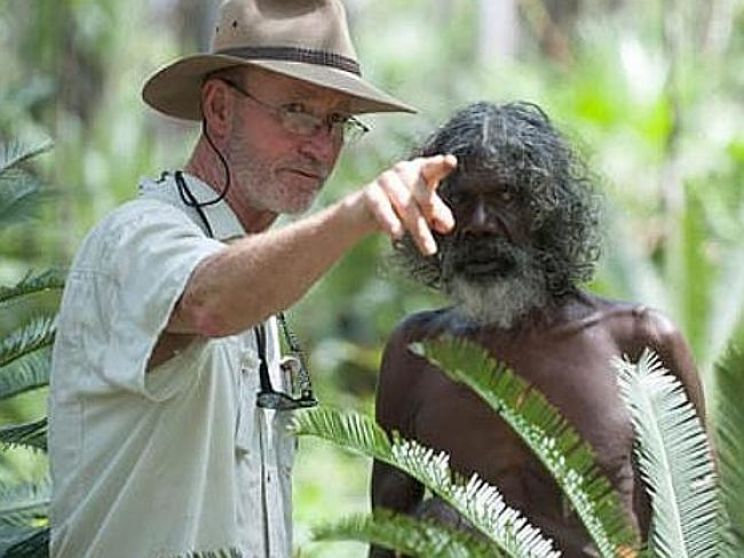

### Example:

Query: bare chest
xmin=411 ymin=327 xmax=636 ymax=506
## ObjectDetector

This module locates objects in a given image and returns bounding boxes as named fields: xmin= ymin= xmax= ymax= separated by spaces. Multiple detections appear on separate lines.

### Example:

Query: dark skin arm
xmin=370 ymin=321 xmax=427 ymax=558
xmin=619 ymin=305 xmax=707 ymax=539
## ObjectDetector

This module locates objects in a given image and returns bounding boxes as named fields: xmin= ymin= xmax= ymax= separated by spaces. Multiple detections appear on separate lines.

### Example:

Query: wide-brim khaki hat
xmin=142 ymin=0 xmax=416 ymax=121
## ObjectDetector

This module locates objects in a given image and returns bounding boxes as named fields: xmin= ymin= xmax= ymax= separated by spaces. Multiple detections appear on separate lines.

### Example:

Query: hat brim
xmin=142 ymin=54 xmax=416 ymax=121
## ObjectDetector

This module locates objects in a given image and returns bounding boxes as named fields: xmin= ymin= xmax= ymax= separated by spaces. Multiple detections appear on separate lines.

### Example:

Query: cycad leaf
xmin=614 ymin=350 xmax=718 ymax=558
xmin=0 ymin=168 xmax=44 ymax=227
xmin=713 ymin=342 xmax=744 ymax=556
xmin=314 ymin=508 xmax=504 ymax=557
xmin=0 ymin=347 xmax=52 ymax=400
xmin=0 ymin=315 xmax=55 ymax=369
xmin=418 ymin=336 xmax=639 ymax=558
xmin=0 ymin=140 xmax=53 ymax=175
xmin=292 ymin=407 xmax=560 ymax=558
xmin=0 ymin=418 xmax=47 ymax=452
xmin=0 ymin=480 xmax=50 ymax=527
xmin=3 ymin=526 xmax=49 ymax=558
xmin=0 ymin=316 xmax=55 ymax=401
xmin=0 ymin=270 xmax=66 ymax=306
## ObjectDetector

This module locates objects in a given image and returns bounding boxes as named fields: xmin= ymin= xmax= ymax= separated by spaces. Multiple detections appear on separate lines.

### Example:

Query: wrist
xmin=337 ymin=189 xmax=379 ymax=237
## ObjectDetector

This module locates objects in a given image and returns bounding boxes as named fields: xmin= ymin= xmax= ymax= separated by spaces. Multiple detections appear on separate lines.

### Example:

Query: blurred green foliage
xmin=1 ymin=0 xmax=743 ymax=556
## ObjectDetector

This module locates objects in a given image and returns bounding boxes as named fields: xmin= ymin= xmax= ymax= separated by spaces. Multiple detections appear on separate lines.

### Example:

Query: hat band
xmin=216 ymin=46 xmax=361 ymax=76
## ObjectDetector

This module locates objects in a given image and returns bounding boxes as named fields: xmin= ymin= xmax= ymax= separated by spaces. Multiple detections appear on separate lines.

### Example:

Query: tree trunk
xmin=478 ymin=0 xmax=520 ymax=63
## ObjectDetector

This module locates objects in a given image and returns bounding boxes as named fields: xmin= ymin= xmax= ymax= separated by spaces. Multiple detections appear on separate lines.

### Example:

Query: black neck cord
xmin=173 ymin=120 xmax=232 ymax=238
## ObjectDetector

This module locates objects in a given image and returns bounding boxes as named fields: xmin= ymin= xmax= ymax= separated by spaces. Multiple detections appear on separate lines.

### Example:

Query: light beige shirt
xmin=49 ymin=173 xmax=295 ymax=558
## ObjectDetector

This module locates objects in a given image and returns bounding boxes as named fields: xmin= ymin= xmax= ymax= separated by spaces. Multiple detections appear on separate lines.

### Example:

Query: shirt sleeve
xmin=95 ymin=199 xmax=225 ymax=401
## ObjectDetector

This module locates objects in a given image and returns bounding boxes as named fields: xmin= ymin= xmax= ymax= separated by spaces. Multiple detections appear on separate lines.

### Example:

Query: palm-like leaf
xmin=0 ymin=140 xmax=52 ymax=229
xmin=614 ymin=350 xmax=718 ymax=558
xmin=713 ymin=342 xmax=744 ymax=556
xmin=0 ymin=316 xmax=55 ymax=400
xmin=0 ymin=480 xmax=50 ymax=527
xmin=0 ymin=418 xmax=47 ymax=452
xmin=2 ymin=526 xmax=49 ymax=558
xmin=292 ymin=407 xmax=560 ymax=558
xmin=0 ymin=169 xmax=45 ymax=229
xmin=0 ymin=348 xmax=53 ymax=402
xmin=0 ymin=316 xmax=56 ymax=368
xmin=417 ymin=337 xmax=639 ymax=558
xmin=314 ymin=509 xmax=504 ymax=558
xmin=0 ymin=141 xmax=53 ymax=175
xmin=0 ymin=270 xmax=65 ymax=306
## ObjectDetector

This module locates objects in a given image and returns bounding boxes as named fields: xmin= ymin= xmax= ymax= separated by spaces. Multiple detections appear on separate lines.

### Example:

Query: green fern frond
xmin=314 ymin=508 xmax=504 ymax=557
xmin=614 ymin=350 xmax=719 ymax=558
xmin=0 ymin=140 xmax=53 ymax=175
xmin=3 ymin=526 xmax=49 ymax=558
xmin=292 ymin=407 xmax=560 ymax=558
xmin=417 ymin=337 xmax=639 ymax=558
xmin=0 ymin=480 xmax=50 ymax=527
xmin=713 ymin=342 xmax=744 ymax=556
xmin=0 ymin=349 xmax=52 ymax=401
xmin=0 ymin=418 xmax=47 ymax=452
xmin=0 ymin=168 xmax=45 ymax=228
xmin=0 ymin=316 xmax=55 ymax=369
xmin=0 ymin=270 xmax=66 ymax=306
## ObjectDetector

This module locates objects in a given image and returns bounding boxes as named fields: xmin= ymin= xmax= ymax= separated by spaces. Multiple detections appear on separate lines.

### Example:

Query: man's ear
xmin=201 ymin=79 xmax=232 ymax=139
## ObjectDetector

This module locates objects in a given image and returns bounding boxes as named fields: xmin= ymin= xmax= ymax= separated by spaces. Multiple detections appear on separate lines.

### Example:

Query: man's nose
xmin=298 ymin=127 xmax=340 ymax=165
xmin=459 ymin=200 xmax=500 ymax=237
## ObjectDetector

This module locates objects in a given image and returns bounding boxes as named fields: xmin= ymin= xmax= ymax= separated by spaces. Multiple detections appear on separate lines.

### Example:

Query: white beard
xmin=447 ymin=272 xmax=549 ymax=328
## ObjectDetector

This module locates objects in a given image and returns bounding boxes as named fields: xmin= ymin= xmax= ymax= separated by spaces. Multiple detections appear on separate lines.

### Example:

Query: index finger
xmin=418 ymin=154 xmax=458 ymax=190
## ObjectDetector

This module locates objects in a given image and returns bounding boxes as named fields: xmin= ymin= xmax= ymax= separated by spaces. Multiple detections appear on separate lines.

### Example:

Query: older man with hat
xmin=48 ymin=1 xmax=456 ymax=556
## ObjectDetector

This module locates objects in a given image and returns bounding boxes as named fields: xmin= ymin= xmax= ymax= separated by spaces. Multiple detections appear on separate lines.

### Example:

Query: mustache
xmin=293 ymin=156 xmax=330 ymax=179
xmin=447 ymin=237 xmax=520 ymax=267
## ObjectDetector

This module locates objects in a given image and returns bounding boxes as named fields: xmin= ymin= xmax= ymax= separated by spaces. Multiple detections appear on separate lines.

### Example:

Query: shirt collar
xmin=139 ymin=171 xmax=245 ymax=241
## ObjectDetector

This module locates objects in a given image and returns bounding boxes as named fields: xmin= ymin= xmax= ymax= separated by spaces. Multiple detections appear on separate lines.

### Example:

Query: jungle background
xmin=1 ymin=0 xmax=742 ymax=556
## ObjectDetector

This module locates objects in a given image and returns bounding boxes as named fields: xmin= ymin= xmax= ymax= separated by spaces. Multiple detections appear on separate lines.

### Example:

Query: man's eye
xmin=283 ymin=103 xmax=307 ymax=115
xmin=328 ymin=113 xmax=350 ymax=125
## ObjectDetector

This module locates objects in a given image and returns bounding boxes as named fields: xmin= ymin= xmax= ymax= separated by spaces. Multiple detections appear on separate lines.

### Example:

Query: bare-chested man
xmin=370 ymin=102 xmax=706 ymax=557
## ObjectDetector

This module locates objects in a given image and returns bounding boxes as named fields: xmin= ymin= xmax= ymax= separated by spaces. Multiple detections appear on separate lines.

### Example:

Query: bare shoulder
xmin=591 ymin=295 xmax=706 ymax=416
xmin=376 ymin=308 xmax=456 ymax=431
xmin=597 ymin=298 xmax=687 ymax=357
xmin=381 ymin=308 xmax=455 ymax=381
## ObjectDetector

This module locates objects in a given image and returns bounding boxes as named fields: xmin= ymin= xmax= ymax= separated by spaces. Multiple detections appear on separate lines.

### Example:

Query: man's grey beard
xmin=446 ymin=267 xmax=550 ymax=328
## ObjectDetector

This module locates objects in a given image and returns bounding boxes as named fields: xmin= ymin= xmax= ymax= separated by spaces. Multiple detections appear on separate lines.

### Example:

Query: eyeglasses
xmin=217 ymin=78 xmax=369 ymax=144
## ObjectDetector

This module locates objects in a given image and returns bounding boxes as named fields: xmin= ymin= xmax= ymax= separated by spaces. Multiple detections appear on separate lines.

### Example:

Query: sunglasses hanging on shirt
xmin=255 ymin=316 xmax=318 ymax=410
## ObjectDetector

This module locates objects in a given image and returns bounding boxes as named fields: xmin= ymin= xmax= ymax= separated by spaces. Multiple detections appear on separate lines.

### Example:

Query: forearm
xmin=369 ymin=460 xmax=424 ymax=558
xmin=169 ymin=190 xmax=375 ymax=336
